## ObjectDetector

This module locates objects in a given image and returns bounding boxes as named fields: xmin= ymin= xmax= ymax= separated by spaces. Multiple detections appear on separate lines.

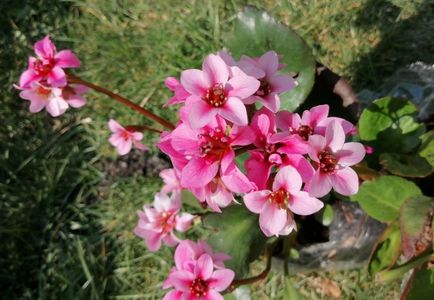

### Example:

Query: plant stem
xmin=226 ymin=243 xmax=276 ymax=292
xmin=67 ymin=73 xmax=175 ymax=130
xmin=376 ymin=253 xmax=433 ymax=282
xmin=125 ymin=125 xmax=162 ymax=134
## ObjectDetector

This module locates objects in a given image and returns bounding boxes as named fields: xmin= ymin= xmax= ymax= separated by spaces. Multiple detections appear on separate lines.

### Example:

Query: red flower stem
xmin=125 ymin=125 xmax=162 ymax=134
xmin=226 ymin=243 xmax=276 ymax=292
xmin=67 ymin=73 xmax=175 ymax=130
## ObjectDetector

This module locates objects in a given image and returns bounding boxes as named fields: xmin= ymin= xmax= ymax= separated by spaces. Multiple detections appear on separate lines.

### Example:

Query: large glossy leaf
xmin=202 ymin=205 xmax=267 ymax=278
xmin=226 ymin=6 xmax=316 ymax=111
xmin=400 ymin=195 xmax=434 ymax=258
xmin=358 ymin=97 xmax=425 ymax=153
xmin=380 ymin=153 xmax=433 ymax=178
xmin=368 ymin=223 xmax=401 ymax=276
xmin=418 ymin=130 xmax=434 ymax=168
xmin=403 ymin=268 xmax=434 ymax=300
xmin=350 ymin=176 xmax=422 ymax=222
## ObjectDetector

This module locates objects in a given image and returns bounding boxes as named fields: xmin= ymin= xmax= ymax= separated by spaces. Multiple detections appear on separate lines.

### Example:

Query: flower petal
xmin=45 ymin=96 xmax=68 ymax=117
xmin=209 ymin=269 xmax=235 ymax=292
xmin=170 ymin=270 xmax=194 ymax=291
xmin=272 ymin=165 xmax=302 ymax=192
xmin=325 ymin=120 xmax=345 ymax=152
xmin=195 ymin=254 xmax=214 ymax=280
xmin=306 ymin=170 xmax=332 ymax=198
xmin=188 ymin=100 xmax=217 ymax=129
xmin=288 ymin=191 xmax=323 ymax=215
xmin=330 ymin=167 xmax=359 ymax=196
xmin=47 ymin=66 xmax=67 ymax=87
xmin=180 ymin=158 xmax=219 ymax=188
xmin=244 ymin=190 xmax=270 ymax=214
xmin=259 ymin=202 xmax=287 ymax=237
xmin=202 ymin=54 xmax=229 ymax=85
xmin=226 ymin=75 xmax=260 ymax=99
xmin=269 ymin=74 xmax=296 ymax=93
xmin=219 ymin=97 xmax=248 ymax=126
xmin=19 ymin=69 xmax=39 ymax=88
xmin=336 ymin=142 xmax=366 ymax=166
xmin=180 ymin=69 xmax=208 ymax=96
xmin=34 ymin=35 xmax=55 ymax=58
xmin=257 ymin=51 xmax=278 ymax=77
xmin=55 ymin=50 xmax=80 ymax=68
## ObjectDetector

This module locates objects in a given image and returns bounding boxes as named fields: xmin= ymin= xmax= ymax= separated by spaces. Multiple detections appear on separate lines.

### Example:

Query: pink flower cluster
xmin=17 ymin=35 xmax=87 ymax=117
xmin=163 ymin=240 xmax=234 ymax=300
xmin=154 ymin=51 xmax=366 ymax=238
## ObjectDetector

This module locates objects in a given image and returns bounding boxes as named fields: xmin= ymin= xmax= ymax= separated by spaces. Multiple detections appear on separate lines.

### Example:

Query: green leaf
xmin=284 ymin=277 xmax=305 ymax=300
xmin=316 ymin=204 xmax=334 ymax=226
xmin=202 ymin=205 xmax=267 ymax=278
xmin=368 ymin=223 xmax=401 ymax=275
xmin=418 ymin=130 xmax=434 ymax=168
xmin=405 ymin=268 xmax=434 ymax=300
xmin=226 ymin=6 xmax=316 ymax=111
xmin=400 ymin=195 xmax=434 ymax=258
xmin=350 ymin=176 xmax=422 ymax=222
xmin=181 ymin=189 xmax=204 ymax=210
xmin=358 ymin=97 xmax=425 ymax=153
xmin=380 ymin=153 xmax=433 ymax=178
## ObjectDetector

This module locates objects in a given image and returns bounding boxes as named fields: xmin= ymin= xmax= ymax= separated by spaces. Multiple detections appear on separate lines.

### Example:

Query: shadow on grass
xmin=350 ymin=0 xmax=434 ymax=90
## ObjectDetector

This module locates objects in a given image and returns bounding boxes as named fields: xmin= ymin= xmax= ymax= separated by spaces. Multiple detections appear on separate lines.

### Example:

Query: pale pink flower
xmin=164 ymin=77 xmax=190 ymax=107
xmin=160 ymin=168 xmax=182 ymax=195
xmin=174 ymin=240 xmax=231 ymax=270
xmin=134 ymin=193 xmax=195 ymax=252
xmin=180 ymin=54 xmax=259 ymax=128
xmin=244 ymin=165 xmax=323 ymax=237
xmin=19 ymin=35 xmax=80 ymax=88
xmin=108 ymin=119 xmax=148 ymax=155
xmin=241 ymin=51 xmax=297 ymax=112
xmin=19 ymin=82 xmax=69 ymax=117
xmin=163 ymin=254 xmax=234 ymax=300
xmin=170 ymin=117 xmax=254 ymax=193
xmin=276 ymin=104 xmax=354 ymax=142
xmin=306 ymin=121 xmax=366 ymax=197
xmin=62 ymin=84 xmax=88 ymax=108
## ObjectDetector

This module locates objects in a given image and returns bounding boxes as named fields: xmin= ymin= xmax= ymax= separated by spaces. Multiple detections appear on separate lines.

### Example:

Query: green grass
xmin=1 ymin=0 xmax=432 ymax=299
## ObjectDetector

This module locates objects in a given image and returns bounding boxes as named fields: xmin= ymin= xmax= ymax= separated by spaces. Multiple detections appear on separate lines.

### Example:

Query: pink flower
xmin=181 ymin=54 xmax=259 ymax=128
xmin=160 ymin=168 xmax=182 ymax=195
xmin=134 ymin=193 xmax=195 ymax=252
xmin=170 ymin=117 xmax=254 ymax=192
xmin=245 ymin=108 xmax=312 ymax=189
xmin=241 ymin=51 xmax=297 ymax=112
xmin=164 ymin=254 xmax=234 ymax=300
xmin=62 ymin=84 xmax=88 ymax=108
xmin=244 ymin=165 xmax=323 ymax=237
xmin=19 ymin=82 xmax=69 ymax=117
xmin=276 ymin=104 xmax=354 ymax=141
xmin=306 ymin=121 xmax=366 ymax=197
xmin=364 ymin=145 xmax=374 ymax=154
xmin=108 ymin=119 xmax=148 ymax=155
xmin=19 ymin=35 xmax=80 ymax=88
xmin=174 ymin=240 xmax=231 ymax=270
xmin=164 ymin=77 xmax=190 ymax=107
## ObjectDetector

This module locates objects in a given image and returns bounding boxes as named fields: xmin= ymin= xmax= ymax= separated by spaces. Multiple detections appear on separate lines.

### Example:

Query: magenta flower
xmin=306 ymin=121 xmax=366 ymax=197
xmin=19 ymin=35 xmax=80 ymax=88
xmin=174 ymin=240 xmax=231 ymax=270
xmin=170 ymin=117 xmax=254 ymax=191
xmin=134 ymin=193 xmax=195 ymax=252
xmin=108 ymin=119 xmax=148 ymax=155
xmin=164 ymin=77 xmax=190 ymax=107
xmin=244 ymin=166 xmax=323 ymax=237
xmin=241 ymin=51 xmax=297 ymax=112
xmin=180 ymin=54 xmax=259 ymax=128
xmin=164 ymin=254 xmax=234 ymax=300
xmin=276 ymin=104 xmax=354 ymax=141
xmin=245 ymin=108 xmax=312 ymax=189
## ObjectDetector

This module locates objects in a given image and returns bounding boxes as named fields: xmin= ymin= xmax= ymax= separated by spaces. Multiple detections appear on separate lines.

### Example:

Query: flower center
xmin=255 ymin=79 xmax=272 ymax=97
xmin=159 ymin=211 xmax=176 ymax=233
xmin=318 ymin=150 xmax=337 ymax=173
xmin=190 ymin=278 xmax=209 ymax=297
xmin=203 ymin=83 xmax=227 ymax=107
xmin=297 ymin=125 xmax=313 ymax=141
xmin=199 ymin=128 xmax=230 ymax=160
xmin=33 ymin=59 xmax=54 ymax=77
xmin=36 ymin=85 xmax=51 ymax=96
xmin=269 ymin=188 xmax=290 ymax=209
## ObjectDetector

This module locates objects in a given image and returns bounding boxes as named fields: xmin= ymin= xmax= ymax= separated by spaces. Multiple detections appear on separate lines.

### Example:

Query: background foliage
xmin=1 ymin=0 xmax=433 ymax=299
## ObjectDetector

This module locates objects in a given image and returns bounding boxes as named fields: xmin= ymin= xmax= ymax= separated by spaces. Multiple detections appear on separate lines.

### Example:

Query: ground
xmin=1 ymin=0 xmax=433 ymax=299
